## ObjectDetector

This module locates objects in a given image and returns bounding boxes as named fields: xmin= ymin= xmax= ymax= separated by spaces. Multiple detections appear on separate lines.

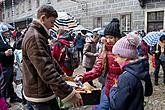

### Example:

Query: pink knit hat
xmin=112 ymin=33 xmax=141 ymax=59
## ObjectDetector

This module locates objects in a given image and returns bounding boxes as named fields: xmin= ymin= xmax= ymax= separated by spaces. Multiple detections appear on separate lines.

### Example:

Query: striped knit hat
xmin=112 ymin=33 xmax=141 ymax=59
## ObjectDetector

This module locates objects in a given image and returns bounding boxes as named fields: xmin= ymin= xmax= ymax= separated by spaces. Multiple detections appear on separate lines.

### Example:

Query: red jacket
xmin=82 ymin=44 xmax=122 ymax=96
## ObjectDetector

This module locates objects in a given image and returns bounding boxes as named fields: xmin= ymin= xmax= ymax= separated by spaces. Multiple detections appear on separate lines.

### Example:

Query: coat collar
xmin=31 ymin=20 xmax=50 ymax=39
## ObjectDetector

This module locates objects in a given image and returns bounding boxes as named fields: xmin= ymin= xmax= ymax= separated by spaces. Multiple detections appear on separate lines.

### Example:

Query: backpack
xmin=63 ymin=44 xmax=79 ymax=70
xmin=13 ymin=28 xmax=29 ymax=49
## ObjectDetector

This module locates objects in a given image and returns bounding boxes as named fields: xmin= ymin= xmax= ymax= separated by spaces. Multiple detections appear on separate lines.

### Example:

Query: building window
xmin=28 ymin=0 xmax=32 ymax=11
xmin=147 ymin=11 xmax=164 ymax=32
xmin=7 ymin=11 xmax=10 ymax=18
xmin=57 ymin=0 xmax=62 ymax=2
xmin=21 ymin=3 xmax=25 ymax=13
xmin=16 ymin=5 xmax=19 ymax=15
xmin=2 ymin=13 xmax=5 ymax=19
xmin=47 ymin=0 xmax=51 ymax=4
xmin=93 ymin=17 xmax=102 ymax=28
xmin=36 ymin=0 xmax=40 ymax=8
xmin=120 ymin=14 xmax=131 ymax=32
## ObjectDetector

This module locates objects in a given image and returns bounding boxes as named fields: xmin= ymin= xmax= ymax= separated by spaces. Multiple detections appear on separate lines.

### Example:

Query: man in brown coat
xmin=22 ymin=5 xmax=83 ymax=110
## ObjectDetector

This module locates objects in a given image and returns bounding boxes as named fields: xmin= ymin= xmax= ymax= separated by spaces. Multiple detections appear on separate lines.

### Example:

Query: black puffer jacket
xmin=0 ymin=36 xmax=14 ymax=67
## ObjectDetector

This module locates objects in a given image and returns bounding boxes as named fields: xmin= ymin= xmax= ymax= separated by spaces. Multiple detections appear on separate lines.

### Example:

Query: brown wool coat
xmin=22 ymin=20 xmax=73 ymax=102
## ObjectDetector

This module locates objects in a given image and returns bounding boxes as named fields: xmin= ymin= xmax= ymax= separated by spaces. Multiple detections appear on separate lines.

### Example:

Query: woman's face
xmin=93 ymin=35 xmax=100 ymax=43
xmin=105 ymin=35 xmax=116 ymax=45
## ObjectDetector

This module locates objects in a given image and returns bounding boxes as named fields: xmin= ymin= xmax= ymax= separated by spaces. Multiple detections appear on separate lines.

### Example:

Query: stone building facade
xmin=0 ymin=0 xmax=165 ymax=32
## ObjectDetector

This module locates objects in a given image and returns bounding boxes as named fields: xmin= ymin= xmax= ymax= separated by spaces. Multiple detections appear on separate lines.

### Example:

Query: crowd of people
xmin=0 ymin=4 xmax=165 ymax=110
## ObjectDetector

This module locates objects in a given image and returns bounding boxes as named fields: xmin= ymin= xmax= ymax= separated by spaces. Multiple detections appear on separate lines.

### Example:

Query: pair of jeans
xmin=0 ymin=72 xmax=5 ymax=98
xmin=28 ymin=98 xmax=60 ymax=110
xmin=154 ymin=59 xmax=165 ymax=83
xmin=77 ymin=48 xmax=83 ymax=62
xmin=2 ymin=67 xmax=16 ymax=99
xmin=93 ymin=87 xmax=110 ymax=110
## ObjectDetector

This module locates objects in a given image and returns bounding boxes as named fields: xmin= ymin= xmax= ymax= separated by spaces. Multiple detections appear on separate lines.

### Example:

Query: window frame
xmin=93 ymin=16 xmax=102 ymax=28
xmin=145 ymin=9 xmax=165 ymax=32
xmin=120 ymin=13 xmax=132 ymax=33
xmin=36 ymin=0 xmax=40 ymax=8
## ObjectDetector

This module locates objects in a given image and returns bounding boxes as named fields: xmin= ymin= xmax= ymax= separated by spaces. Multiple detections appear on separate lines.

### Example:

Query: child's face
xmin=93 ymin=35 xmax=100 ymax=43
xmin=114 ymin=55 xmax=129 ymax=70
xmin=115 ymin=55 xmax=126 ymax=65
xmin=105 ymin=35 xmax=116 ymax=45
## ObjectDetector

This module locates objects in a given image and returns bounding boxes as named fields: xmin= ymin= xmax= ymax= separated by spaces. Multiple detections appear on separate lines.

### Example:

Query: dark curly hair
xmin=37 ymin=5 xmax=58 ymax=19
xmin=160 ymin=35 xmax=165 ymax=42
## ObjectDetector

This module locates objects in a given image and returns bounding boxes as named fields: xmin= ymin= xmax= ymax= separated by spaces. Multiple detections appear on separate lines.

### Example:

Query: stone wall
xmin=145 ymin=0 xmax=165 ymax=9
xmin=52 ymin=0 xmax=144 ymax=31
xmin=2 ymin=0 xmax=165 ymax=31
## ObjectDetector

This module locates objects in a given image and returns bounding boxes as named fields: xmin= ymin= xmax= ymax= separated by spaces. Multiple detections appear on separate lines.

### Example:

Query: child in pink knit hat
xmin=110 ymin=33 xmax=153 ymax=110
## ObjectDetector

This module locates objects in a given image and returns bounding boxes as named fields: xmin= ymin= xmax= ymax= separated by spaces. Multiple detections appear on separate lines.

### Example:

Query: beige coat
xmin=82 ymin=38 xmax=97 ymax=68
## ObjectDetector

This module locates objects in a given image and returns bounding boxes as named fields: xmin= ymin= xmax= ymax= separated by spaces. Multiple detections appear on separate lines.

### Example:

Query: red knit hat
xmin=112 ymin=33 xmax=141 ymax=59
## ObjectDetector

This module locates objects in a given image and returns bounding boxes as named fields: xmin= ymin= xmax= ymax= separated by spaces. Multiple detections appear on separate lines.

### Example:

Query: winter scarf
xmin=57 ymin=38 xmax=74 ymax=47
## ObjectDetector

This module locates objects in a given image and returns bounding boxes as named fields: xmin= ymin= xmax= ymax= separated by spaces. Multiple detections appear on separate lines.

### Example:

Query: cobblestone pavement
xmin=10 ymin=64 xmax=165 ymax=110
xmin=144 ymin=72 xmax=165 ymax=110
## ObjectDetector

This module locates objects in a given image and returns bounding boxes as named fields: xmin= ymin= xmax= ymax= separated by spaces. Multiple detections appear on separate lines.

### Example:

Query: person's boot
xmin=10 ymin=96 xmax=22 ymax=103
xmin=6 ymin=102 xmax=11 ymax=108
xmin=154 ymin=79 xmax=158 ymax=86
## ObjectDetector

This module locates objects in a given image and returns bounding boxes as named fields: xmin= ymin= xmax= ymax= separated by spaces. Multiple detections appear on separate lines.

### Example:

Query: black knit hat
xmin=104 ymin=18 xmax=121 ymax=38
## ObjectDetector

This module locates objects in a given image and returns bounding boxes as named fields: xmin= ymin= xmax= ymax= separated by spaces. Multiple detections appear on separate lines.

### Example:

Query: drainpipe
xmin=12 ymin=0 xmax=15 ymax=28
xmin=3 ymin=0 xmax=5 ymax=22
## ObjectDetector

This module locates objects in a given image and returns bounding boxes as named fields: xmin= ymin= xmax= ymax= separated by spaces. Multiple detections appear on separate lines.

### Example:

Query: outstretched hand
xmin=74 ymin=76 xmax=83 ymax=82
